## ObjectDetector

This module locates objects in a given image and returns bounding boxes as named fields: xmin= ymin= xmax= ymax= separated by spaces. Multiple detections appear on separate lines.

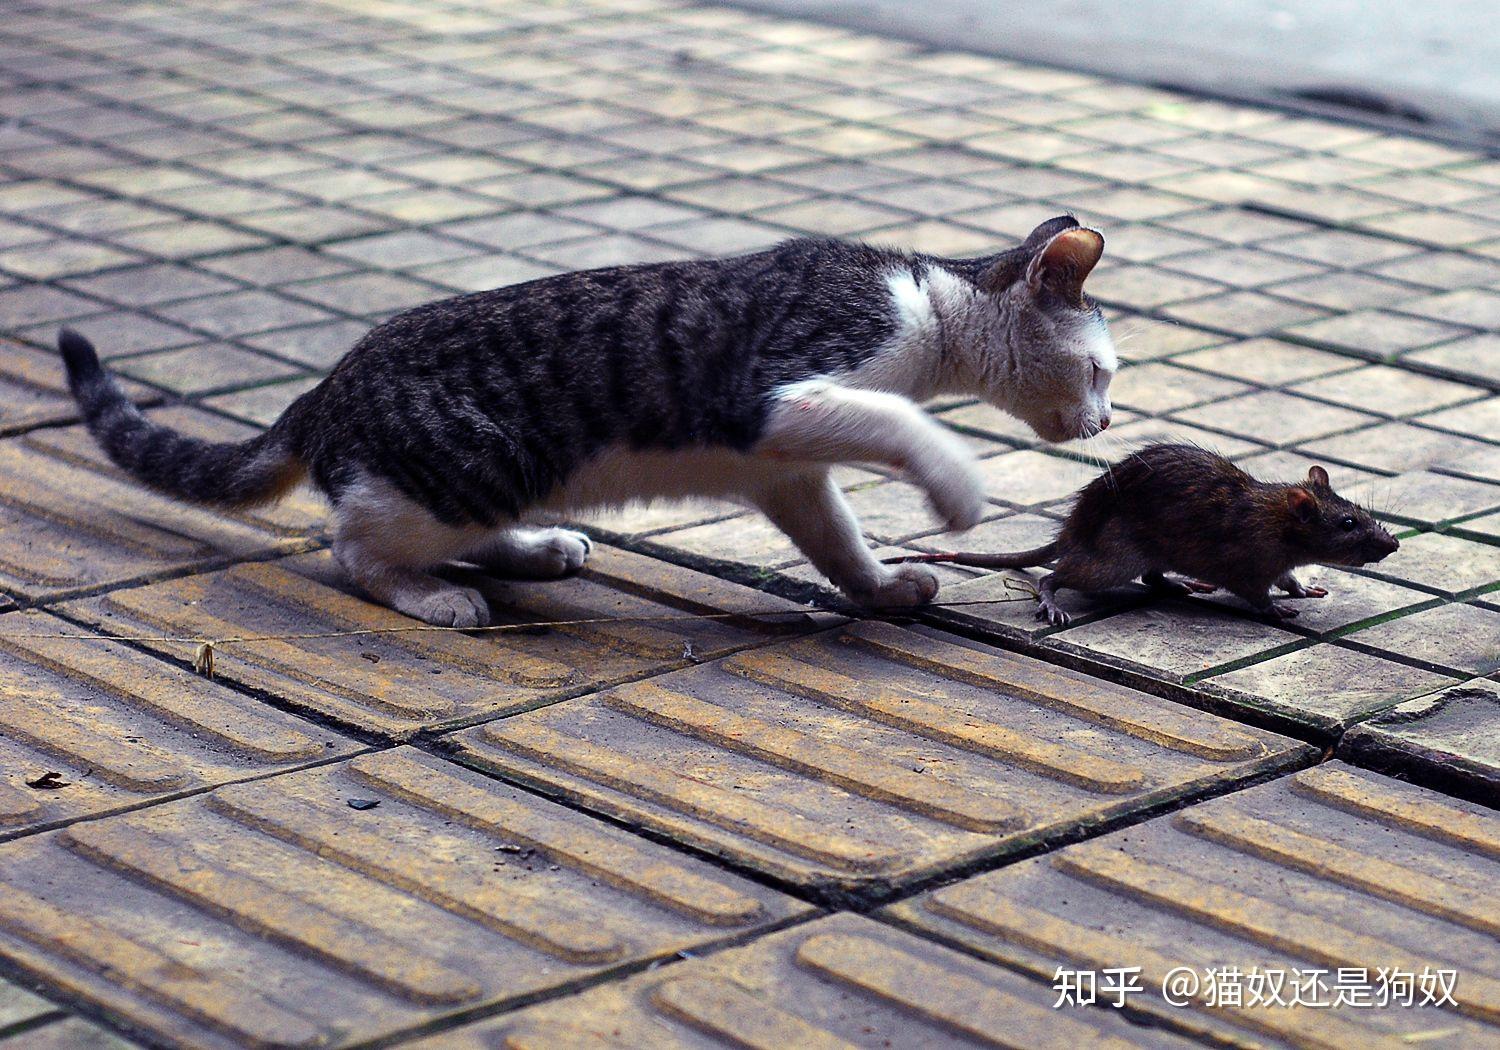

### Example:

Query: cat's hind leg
xmin=331 ymin=473 xmax=491 ymax=627
xmin=468 ymin=526 xmax=592 ymax=578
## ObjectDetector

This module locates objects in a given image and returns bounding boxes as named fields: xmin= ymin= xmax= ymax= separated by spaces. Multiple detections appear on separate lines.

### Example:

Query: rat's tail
xmin=883 ymin=542 xmax=1058 ymax=570
xmin=59 ymin=328 xmax=308 ymax=508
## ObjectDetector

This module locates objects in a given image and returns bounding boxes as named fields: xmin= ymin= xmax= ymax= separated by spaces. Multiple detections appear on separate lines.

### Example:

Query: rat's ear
xmin=1287 ymin=486 xmax=1318 ymax=522
xmin=1025 ymin=225 xmax=1104 ymax=306
xmin=1306 ymin=465 xmax=1331 ymax=490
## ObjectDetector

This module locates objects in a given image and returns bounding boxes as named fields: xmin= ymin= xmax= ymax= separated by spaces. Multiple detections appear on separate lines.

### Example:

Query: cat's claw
xmin=851 ymin=564 xmax=940 ymax=608
xmin=404 ymin=586 xmax=491 ymax=628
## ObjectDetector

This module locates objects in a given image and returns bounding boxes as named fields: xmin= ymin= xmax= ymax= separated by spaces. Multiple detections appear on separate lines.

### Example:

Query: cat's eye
xmin=1090 ymin=362 xmax=1102 ymax=384
xmin=1338 ymin=516 xmax=1357 ymax=531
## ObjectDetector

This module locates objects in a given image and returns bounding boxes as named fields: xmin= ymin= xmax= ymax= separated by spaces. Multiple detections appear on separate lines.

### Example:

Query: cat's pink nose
xmin=1098 ymin=415 xmax=1110 ymax=431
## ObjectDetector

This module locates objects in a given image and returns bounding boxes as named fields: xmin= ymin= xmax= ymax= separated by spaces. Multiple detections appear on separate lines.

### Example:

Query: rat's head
xmin=1285 ymin=465 xmax=1400 ymax=566
xmin=973 ymin=216 xmax=1115 ymax=442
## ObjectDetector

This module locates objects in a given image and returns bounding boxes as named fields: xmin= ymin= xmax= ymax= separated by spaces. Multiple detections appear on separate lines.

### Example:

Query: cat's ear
xmin=1025 ymin=225 xmax=1104 ymax=306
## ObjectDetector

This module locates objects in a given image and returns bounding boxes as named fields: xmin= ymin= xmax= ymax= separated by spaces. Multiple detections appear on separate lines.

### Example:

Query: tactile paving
xmin=0 ymin=747 xmax=804 ymax=1049
xmin=886 ymin=762 xmax=1500 ymax=1048
xmin=65 ymin=546 xmax=828 ymax=739
xmin=1341 ymin=679 xmax=1500 ymax=800
xmin=449 ymin=621 xmax=1311 ymax=901
xmin=0 ymin=341 xmax=156 ymax=438
xmin=0 ymin=611 xmax=359 ymax=837
xmin=0 ymin=409 xmax=322 ymax=604
xmin=406 ymin=912 xmax=1205 ymax=1049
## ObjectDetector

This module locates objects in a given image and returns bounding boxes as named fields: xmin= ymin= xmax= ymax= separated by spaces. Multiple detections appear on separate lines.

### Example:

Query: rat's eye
xmin=1338 ymin=515 xmax=1357 ymax=531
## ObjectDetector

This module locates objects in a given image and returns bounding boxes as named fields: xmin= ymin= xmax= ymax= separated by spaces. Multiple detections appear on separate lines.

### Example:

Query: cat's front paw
xmin=926 ymin=476 xmax=986 ymax=534
xmin=848 ymin=564 xmax=940 ymax=608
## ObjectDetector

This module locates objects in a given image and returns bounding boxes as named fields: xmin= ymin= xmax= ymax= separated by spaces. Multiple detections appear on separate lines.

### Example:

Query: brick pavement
xmin=0 ymin=0 xmax=1496 ymax=1046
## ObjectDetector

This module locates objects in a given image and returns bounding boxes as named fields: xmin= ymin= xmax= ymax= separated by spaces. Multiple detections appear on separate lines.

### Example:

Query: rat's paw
xmin=1185 ymin=580 xmax=1219 ymax=594
xmin=849 ymin=564 xmax=940 ymax=608
xmin=1035 ymin=600 xmax=1072 ymax=627
xmin=1266 ymin=602 xmax=1298 ymax=620
xmin=401 ymin=585 xmax=490 ymax=628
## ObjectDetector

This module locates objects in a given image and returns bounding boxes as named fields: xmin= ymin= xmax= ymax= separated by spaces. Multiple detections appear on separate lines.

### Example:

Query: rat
xmin=888 ymin=442 xmax=1400 ymax=626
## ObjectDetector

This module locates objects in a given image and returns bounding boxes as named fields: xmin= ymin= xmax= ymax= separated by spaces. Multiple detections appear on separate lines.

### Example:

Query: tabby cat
xmin=61 ymin=214 xmax=1115 ymax=626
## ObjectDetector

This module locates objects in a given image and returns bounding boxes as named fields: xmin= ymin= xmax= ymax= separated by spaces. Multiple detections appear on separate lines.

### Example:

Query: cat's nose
xmin=1098 ymin=414 xmax=1110 ymax=431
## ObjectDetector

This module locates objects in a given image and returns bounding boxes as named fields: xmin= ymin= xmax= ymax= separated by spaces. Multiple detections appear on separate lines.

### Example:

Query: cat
xmin=59 ymin=214 xmax=1115 ymax=627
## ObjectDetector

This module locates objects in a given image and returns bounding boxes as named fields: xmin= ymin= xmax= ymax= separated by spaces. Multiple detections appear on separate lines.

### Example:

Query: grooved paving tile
xmin=886 ymin=763 xmax=1500 ymax=1048
xmin=0 ymin=410 xmax=323 ymax=604
xmin=65 ymin=546 xmax=831 ymax=739
xmin=0 ymin=748 xmax=803 ymax=1050
xmin=1341 ymin=680 xmax=1500 ymax=800
xmin=0 ymin=611 xmax=359 ymax=837
xmin=0 ymin=341 xmax=157 ymax=437
xmin=448 ymin=621 xmax=1309 ymax=902
xmin=406 ymin=912 xmax=1203 ymax=1050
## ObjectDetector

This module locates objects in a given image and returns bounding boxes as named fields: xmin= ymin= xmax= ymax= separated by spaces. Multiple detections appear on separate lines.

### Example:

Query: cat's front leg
xmin=755 ymin=469 xmax=939 ymax=607
xmin=759 ymin=380 xmax=985 ymax=533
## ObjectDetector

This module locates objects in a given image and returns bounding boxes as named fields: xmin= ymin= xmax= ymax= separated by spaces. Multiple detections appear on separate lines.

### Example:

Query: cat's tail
xmin=881 ymin=542 xmax=1058 ymax=569
xmin=59 ymin=328 xmax=308 ymax=508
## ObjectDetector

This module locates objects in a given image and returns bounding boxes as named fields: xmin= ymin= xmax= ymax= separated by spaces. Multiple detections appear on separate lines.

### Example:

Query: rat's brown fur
xmin=893 ymin=443 xmax=1400 ymax=625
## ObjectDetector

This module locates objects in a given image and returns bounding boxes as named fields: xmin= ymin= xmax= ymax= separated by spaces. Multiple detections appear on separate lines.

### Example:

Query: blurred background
xmin=734 ymin=0 xmax=1500 ymax=146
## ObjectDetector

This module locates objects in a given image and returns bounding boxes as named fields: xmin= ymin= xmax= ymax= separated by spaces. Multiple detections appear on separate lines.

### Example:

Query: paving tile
xmin=409 ymin=913 xmax=1204 ymax=1050
xmin=1299 ymin=421 xmax=1497 ymax=474
xmin=1364 ymin=530 xmax=1500 ymax=598
xmin=1174 ymin=337 xmax=1359 ymax=385
xmin=0 ymin=973 xmax=64 ymax=1032
xmin=1416 ymin=395 xmax=1500 ymax=439
xmin=0 ymin=1015 xmax=140 ymax=1049
xmin=1404 ymin=333 xmax=1500 ymax=387
xmin=1200 ymin=642 xmax=1459 ymax=732
xmin=1283 ymin=310 xmax=1469 ymax=359
xmin=114 ymin=344 xmax=303 ymax=396
xmin=974 ymin=450 xmax=1098 ymax=508
xmin=1050 ymin=603 xmax=1303 ymax=682
xmin=0 ymin=410 xmax=321 ymax=604
xmin=1230 ymin=449 xmax=1385 ymax=491
xmin=1163 ymin=290 xmax=1329 ymax=336
xmin=1288 ymin=365 xmax=1486 ymax=418
xmin=1346 ymin=602 xmax=1500 ymax=676
xmin=61 ymin=263 xmax=240 ymax=307
xmin=1202 ymin=558 xmax=1438 ymax=628
xmin=1341 ymin=680 xmax=1500 ymax=801
xmin=1109 ymin=361 xmax=1250 ymax=413
xmin=202 ymin=377 xmax=323 ymax=427
xmin=448 ymin=620 xmax=1307 ymax=901
xmin=1175 ymin=389 xmax=1380 ymax=444
xmin=1267 ymin=270 xmax=1426 ymax=312
xmin=196 ymin=246 xmax=356 ymax=287
xmin=152 ymin=290 xmax=337 ymax=341
xmin=1345 ymin=470 xmax=1500 ymax=528
xmin=0 ymin=747 xmax=802 ymax=1049
xmin=886 ymin=762 xmax=1500 ymax=1048
xmin=65 ymin=546 xmax=827 ymax=739
xmin=1100 ymin=417 xmax=1269 ymax=460
xmin=0 ymin=341 xmax=157 ymax=437
xmin=0 ymin=611 xmax=359 ymax=837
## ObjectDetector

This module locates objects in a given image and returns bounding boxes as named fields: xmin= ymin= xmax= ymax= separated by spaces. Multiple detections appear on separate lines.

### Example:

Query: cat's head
xmin=972 ymin=216 xmax=1115 ymax=442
